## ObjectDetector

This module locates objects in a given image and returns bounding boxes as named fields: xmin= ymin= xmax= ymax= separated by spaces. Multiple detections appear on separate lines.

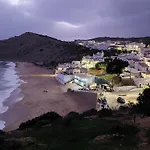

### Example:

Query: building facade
xmin=56 ymin=72 xmax=74 ymax=84
xmin=74 ymin=74 xmax=96 ymax=89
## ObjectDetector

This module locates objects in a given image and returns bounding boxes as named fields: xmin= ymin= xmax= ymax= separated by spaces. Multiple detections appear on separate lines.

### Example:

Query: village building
xmin=56 ymin=63 xmax=71 ymax=73
xmin=71 ymin=61 xmax=81 ymax=68
xmin=125 ymin=42 xmax=145 ymax=51
xmin=135 ymin=62 xmax=149 ymax=72
xmin=56 ymin=72 xmax=74 ymax=84
xmin=65 ymin=67 xmax=81 ymax=75
xmin=134 ymin=78 xmax=150 ymax=88
xmin=74 ymin=74 xmax=96 ymax=89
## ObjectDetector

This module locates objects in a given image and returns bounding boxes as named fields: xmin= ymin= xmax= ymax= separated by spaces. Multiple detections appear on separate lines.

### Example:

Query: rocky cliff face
xmin=0 ymin=32 xmax=98 ymax=66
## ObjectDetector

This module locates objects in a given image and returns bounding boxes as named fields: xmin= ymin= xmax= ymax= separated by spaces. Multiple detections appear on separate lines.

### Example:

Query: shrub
xmin=137 ymin=88 xmax=150 ymax=116
xmin=81 ymin=109 xmax=97 ymax=117
xmin=109 ymin=124 xmax=139 ymax=136
xmin=0 ymin=130 xmax=5 ymax=135
xmin=146 ymin=129 xmax=150 ymax=143
xmin=62 ymin=112 xmax=81 ymax=127
xmin=98 ymin=109 xmax=113 ymax=117
xmin=19 ymin=112 xmax=62 ymax=130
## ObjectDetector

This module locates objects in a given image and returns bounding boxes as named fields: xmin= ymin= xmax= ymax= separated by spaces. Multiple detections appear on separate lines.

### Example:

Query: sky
xmin=0 ymin=0 xmax=150 ymax=40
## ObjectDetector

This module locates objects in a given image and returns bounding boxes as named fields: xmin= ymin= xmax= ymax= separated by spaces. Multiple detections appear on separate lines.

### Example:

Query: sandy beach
xmin=0 ymin=62 xmax=96 ymax=131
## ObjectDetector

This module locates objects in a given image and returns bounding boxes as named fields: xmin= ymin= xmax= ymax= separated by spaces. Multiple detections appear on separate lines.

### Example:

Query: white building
xmin=57 ymin=63 xmax=71 ymax=72
xmin=56 ymin=72 xmax=74 ymax=84
xmin=82 ymin=57 xmax=99 ymax=69
xmin=93 ymin=51 xmax=104 ymax=60
xmin=71 ymin=61 xmax=81 ymax=68
xmin=81 ymin=51 xmax=105 ymax=69
xmin=93 ymin=42 xmax=109 ymax=50
xmin=117 ymin=52 xmax=144 ymax=69
xmin=144 ymin=56 xmax=150 ymax=67
xmin=66 ymin=67 xmax=81 ymax=74
xmin=125 ymin=42 xmax=145 ymax=51
xmin=74 ymin=74 xmax=96 ymax=89
xmin=134 ymin=78 xmax=150 ymax=88
xmin=137 ymin=63 xmax=149 ymax=72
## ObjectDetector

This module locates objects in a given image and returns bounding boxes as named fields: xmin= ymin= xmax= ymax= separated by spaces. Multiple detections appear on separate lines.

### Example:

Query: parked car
xmin=117 ymin=97 xmax=125 ymax=104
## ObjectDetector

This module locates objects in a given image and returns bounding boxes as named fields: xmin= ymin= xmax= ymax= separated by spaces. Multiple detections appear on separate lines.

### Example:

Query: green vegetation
xmin=146 ymin=129 xmax=150 ymax=143
xmin=95 ymin=62 xmax=106 ymax=70
xmin=98 ymin=74 xmax=116 ymax=82
xmin=137 ymin=88 xmax=150 ymax=116
xmin=0 ymin=109 xmax=140 ymax=150
xmin=120 ymin=78 xmax=135 ymax=86
xmin=88 ymin=68 xmax=104 ymax=76
xmin=106 ymin=58 xmax=129 ymax=75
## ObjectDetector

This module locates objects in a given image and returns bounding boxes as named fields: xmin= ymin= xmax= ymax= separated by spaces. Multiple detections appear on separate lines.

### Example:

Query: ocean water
xmin=0 ymin=61 xmax=23 ymax=130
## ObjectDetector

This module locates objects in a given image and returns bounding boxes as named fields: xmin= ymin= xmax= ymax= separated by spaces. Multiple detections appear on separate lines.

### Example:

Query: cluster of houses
xmin=55 ymin=51 xmax=105 ymax=89
xmin=115 ymin=48 xmax=150 ymax=87
xmin=75 ymin=40 xmax=145 ymax=52
xmin=56 ymin=40 xmax=150 ymax=89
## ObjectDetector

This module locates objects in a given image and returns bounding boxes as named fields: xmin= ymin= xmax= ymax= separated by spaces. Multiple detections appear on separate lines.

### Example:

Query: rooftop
xmin=139 ymin=63 xmax=149 ymax=68
xmin=75 ymin=73 xmax=94 ymax=79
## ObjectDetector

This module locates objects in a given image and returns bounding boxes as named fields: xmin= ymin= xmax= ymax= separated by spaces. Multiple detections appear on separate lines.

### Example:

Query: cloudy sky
xmin=0 ymin=0 xmax=150 ymax=40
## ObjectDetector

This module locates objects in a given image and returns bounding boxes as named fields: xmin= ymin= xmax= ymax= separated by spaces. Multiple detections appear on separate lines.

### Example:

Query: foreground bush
xmin=62 ymin=112 xmax=81 ymax=127
xmin=81 ymin=109 xmax=97 ymax=117
xmin=98 ymin=108 xmax=113 ymax=117
xmin=19 ymin=112 xmax=62 ymax=130
xmin=109 ymin=124 xmax=140 ymax=136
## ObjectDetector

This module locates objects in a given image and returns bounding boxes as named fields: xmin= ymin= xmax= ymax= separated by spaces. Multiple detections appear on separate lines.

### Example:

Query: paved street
xmin=103 ymin=87 xmax=143 ymax=109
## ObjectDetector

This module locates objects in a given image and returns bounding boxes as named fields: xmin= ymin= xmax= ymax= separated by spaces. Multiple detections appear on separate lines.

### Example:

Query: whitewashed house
xmin=137 ymin=63 xmax=149 ymax=72
xmin=134 ymin=78 xmax=150 ymax=88
xmin=81 ymin=58 xmax=99 ymax=69
xmin=125 ymin=42 xmax=145 ymax=51
xmin=57 ymin=63 xmax=71 ymax=72
xmin=71 ymin=61 xmax=81 ymax=68
xmin=93 ymin=51 xmax=104 ymax=60
xmin=74 ymin=74 xmax=96 ymax=89
xmin=56 ymin=72 xmax=74 ymax=84
xmin=66 ymin=67 xmax=81 ymax=75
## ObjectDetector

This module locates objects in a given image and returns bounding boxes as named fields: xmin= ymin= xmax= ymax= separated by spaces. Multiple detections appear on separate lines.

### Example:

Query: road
xmin=103 ymin=88 xmax=143 ymax=109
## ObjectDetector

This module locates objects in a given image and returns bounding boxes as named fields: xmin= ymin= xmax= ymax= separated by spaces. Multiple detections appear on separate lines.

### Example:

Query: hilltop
xmin=0 ymin=32 xmax=98 ymax=66
xmin=89 ymin=37 xmax=150 ymax=46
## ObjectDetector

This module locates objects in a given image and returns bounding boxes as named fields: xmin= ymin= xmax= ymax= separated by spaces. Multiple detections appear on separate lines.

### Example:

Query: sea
xmin=0 ymin=61 xmax=23 ymax=130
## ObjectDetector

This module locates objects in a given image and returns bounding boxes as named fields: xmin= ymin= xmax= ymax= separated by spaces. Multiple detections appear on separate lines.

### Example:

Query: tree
xmin=95 ymin=62 xmax=106 ymax=70
xmin=106 ymin=58 xmax=128 ymax=75
xmin=137 ymin=88 xmax=150 ymax=116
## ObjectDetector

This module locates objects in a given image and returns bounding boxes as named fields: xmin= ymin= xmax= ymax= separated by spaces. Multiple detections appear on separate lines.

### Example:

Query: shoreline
xmin=2 ymin=62 xmax=24 ymax=107
xmin=0 ymin=62 xmax=96 ymax=131
xmin=0 ymin=62 xmax=25 ymax=130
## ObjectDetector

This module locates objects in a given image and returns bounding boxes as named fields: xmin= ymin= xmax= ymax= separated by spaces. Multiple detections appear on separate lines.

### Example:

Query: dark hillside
xmin=0 ymin=32 xmax=98 ymax=66
xmin=0 ymin=110 xmax=140 ymax=150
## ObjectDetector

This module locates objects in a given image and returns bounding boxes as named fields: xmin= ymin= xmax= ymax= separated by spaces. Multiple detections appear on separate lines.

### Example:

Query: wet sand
xmin=0 ymin=62 xmax=96 ymax=131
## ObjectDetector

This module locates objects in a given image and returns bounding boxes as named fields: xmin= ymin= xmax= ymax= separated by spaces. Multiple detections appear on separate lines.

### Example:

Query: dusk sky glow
xmin=0 ymin=0 xmax=150 ymax=40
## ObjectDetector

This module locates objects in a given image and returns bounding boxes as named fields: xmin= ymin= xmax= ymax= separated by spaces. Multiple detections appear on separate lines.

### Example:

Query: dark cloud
xmin=0 ymin=0 xmax=149 ymax=40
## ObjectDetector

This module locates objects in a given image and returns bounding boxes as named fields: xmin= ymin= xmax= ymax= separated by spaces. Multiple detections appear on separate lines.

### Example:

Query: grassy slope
xmin=0 ymin=111 xmax=140 ymax=150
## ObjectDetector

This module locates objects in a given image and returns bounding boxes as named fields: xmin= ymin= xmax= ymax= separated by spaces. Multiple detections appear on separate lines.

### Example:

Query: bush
xmin=19 ymin=112 xmax=62 ymax=130
xmin=0 ymin=130 xmax=5 ymax=135
xmin=4 ymin=139 xmax=23 ymax=150
xmin=81 ymin=109 xmax=97 ymax=117
xmin=146 ymin=129 xmax=150 ymax=143
xmin=98 ymin=109 xmax=113 ymax=117
xmin=109 ymin=124 xmax=139 ymax=136
xmin=62 ymin=112 xmax=81 ymax=127
xmin=137 ymin=88 xmax=150 ymax=116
